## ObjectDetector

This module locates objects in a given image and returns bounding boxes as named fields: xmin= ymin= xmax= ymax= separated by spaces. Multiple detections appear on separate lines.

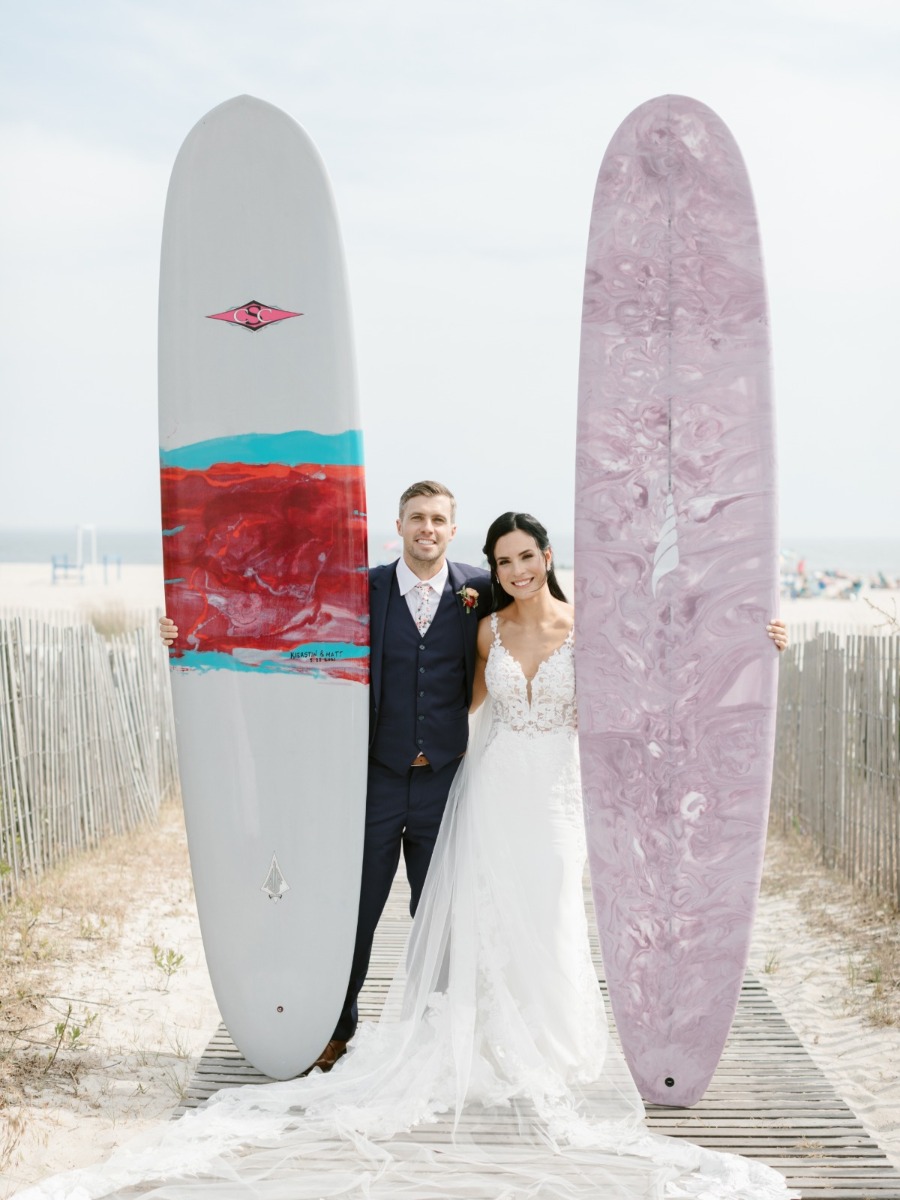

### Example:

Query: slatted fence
xmin=772 ymin=631 xmax=900 ymax=907
xmin=0 ymin=614 xmax=177 ymax=905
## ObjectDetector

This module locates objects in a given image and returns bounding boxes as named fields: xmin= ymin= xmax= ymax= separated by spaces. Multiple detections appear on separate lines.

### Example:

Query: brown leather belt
xmin=410 ymin=751 xmax=465 ymax=768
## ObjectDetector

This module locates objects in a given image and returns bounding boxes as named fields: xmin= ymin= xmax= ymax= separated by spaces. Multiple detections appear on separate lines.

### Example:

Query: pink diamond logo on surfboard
xmin=207 ymin=300 xmax=302 ymax=331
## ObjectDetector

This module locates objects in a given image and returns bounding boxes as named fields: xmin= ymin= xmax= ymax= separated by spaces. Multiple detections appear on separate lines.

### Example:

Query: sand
xmin=750 ymin=842 xmax=900 ymax=1171
xmin=1 ymin=562 xmax=898 ymax=1194
xmin=0 ymin=562 xmax=166 ymax=619
xmin=0 ymin=805 xmax=220 ymax=1195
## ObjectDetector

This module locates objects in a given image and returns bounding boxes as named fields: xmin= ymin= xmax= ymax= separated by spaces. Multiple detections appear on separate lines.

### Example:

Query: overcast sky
xmin=1 ymin=0 xmax=898 ymax=547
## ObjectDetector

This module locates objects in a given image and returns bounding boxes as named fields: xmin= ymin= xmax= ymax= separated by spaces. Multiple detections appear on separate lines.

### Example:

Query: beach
xmin=0 ymin=562 xmax=166 ymax=618
xmin=1 ymin=559 xmax=896 ymax=631
xmin=0 ymin=560 xmax=898 ymax=1194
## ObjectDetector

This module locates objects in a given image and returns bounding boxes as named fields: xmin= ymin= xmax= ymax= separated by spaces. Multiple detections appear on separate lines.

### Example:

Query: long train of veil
xmin=18 ymin=700 xmax=796 ymax=1199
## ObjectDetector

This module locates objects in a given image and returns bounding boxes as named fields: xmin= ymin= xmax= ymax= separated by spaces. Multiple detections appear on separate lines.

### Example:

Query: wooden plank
xmin=177 ymin=872 xmax=900 ymax=1198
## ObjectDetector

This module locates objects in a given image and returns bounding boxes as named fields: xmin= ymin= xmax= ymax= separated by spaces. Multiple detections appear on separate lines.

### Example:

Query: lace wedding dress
xmin=20 ymin=615 xmax=795 ymax=1199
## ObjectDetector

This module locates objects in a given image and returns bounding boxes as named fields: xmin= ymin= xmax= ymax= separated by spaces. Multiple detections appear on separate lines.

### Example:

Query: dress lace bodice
xmin=485 ymin=612 xmax=577 ymax=737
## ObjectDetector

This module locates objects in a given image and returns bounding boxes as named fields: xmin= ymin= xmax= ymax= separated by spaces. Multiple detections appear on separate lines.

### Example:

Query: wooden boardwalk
xmin=180 ymin=878 xmax=900 ymax=1199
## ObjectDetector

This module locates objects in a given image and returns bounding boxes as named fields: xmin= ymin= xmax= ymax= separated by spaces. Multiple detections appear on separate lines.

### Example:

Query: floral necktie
xmin=414 ymin=581 xmax=434 ymax=634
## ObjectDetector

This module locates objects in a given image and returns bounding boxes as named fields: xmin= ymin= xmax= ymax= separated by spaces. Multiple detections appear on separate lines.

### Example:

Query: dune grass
xmin=0 ymin=802 xmax=187 ymax=1175
xmin=762 ymin=827 xmax=900 ymax=1028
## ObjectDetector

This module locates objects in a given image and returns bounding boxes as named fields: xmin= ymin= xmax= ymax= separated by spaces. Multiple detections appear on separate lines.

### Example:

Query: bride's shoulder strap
xmin=490 ymin=611 xmax=500 ymax=642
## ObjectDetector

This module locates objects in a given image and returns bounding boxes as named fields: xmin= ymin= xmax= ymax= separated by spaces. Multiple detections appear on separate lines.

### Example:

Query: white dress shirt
xmin=395 ymin=557 xmax=448 ymax=634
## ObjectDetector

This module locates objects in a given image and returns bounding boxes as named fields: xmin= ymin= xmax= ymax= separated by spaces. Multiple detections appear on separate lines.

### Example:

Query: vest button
xmin=417 ymin=737 xmax=424 ymax=745
xmin=419 ymin=667 xmax=425 ymax=674
xmin=419 ymin=690 xmax=425 ymax=697
xmin=418 ymin=714 xmax=425 ymax=721
xmin=419 ymin=644 xmax=426 ymax=650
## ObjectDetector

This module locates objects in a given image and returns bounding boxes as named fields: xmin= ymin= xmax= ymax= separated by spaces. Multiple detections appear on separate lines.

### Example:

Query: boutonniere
xmin=457 ymin=586 xmax=479 ymax=614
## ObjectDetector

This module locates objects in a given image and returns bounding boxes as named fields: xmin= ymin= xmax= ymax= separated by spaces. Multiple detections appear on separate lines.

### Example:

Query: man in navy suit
xmin=307 ymin=480 xmax=491 ymax=1072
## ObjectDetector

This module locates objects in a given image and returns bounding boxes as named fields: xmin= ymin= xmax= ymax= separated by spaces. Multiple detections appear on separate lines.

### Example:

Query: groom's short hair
xmin=398 ymin=481 xmax=457 ymax=521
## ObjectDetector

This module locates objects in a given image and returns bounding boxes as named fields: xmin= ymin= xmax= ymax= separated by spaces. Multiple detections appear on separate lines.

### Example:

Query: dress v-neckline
xmin=492 ymin=614 xmax=573 ymax=705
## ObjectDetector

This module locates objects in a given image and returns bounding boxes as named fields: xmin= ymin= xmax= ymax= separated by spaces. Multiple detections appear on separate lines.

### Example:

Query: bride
xmin=19 ymin=513 xmax=794 ymax=1200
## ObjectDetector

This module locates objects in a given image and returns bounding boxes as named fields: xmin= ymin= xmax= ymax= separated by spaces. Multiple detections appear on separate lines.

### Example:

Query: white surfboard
xmin=158 ymin=96 xmax=369 ymax=1079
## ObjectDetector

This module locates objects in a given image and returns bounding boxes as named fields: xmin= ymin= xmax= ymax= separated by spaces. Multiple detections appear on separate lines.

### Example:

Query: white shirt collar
xmin=395 ymin=557 xmax=448 ymax=597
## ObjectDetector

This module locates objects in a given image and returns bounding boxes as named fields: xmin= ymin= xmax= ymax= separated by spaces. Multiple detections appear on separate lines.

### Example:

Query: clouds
xmin=1 ymin=0 xmax=898 ymax=540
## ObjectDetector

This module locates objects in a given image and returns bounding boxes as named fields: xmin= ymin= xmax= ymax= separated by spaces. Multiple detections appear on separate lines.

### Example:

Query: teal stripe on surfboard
xmin=174 ymin=642 xmax=370 ymax=676
xmin=160 ymin=429 xmax=363 ymax=470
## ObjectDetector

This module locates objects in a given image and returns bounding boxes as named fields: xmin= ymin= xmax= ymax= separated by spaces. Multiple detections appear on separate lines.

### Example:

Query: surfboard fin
xmin=261 ymin=854 xmax=291 ymax=902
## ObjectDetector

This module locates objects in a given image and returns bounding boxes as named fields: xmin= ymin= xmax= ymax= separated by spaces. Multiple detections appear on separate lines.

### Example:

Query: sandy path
xmin=2 ymin=806 xmax=898 ymax=1196
xmin=0 ymin=805 xmax=219 ymax=1196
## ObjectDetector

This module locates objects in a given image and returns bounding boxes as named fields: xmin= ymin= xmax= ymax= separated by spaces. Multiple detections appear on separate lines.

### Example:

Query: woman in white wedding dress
xmin=20 ymin=513 xmax=794 ymax=1200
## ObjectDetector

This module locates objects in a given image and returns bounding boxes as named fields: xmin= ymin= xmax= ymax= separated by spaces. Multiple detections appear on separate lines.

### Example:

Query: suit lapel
xmin=368 ymin=564 xmax=393 ymax=710
xmin=447 ymin=560 xmax=478 ymax=699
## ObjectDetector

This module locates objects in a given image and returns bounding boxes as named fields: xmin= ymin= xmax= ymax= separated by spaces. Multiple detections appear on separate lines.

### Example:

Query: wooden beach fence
xmin=3 ymin=610 xmax=898 ymax=915
xmin=3 ymin=610 xmax=898 ymax=913
xmin=0 ymin=613 xmax=177 ymax=905
xmin=772 ymin=629 xmax=900 ymax=908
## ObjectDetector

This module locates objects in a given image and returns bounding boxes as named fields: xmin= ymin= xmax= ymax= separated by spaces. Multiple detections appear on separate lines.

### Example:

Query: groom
xmin=307 ymin=479 xmax=491 ymax=1072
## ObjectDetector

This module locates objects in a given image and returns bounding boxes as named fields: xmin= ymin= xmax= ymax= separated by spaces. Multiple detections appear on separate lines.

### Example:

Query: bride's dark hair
xmin=483 ymin=512 xmax=568 ymax=611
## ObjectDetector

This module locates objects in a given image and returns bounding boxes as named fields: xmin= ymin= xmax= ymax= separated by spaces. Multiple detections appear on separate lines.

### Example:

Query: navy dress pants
xmin=332 ymin=756 xmax=462 ymax=1042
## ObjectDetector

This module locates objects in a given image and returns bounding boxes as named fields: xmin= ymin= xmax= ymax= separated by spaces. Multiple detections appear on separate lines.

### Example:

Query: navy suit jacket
xmin=367 ymin=560 xmax=491 ymax=749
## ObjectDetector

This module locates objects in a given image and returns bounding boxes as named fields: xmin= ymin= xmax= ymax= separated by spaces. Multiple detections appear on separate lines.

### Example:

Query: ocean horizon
xmin=2 ymin=528 xmax=898 ymax=578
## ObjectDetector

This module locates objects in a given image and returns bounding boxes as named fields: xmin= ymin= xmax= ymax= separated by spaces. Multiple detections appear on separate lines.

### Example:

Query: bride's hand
xmin=766 ymin=619 xmax=787 ymax=652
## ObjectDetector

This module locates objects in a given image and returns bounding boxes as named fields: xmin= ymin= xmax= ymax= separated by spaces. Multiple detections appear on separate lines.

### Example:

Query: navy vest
xmin=369 ymin=576 xmax=469 ymax=774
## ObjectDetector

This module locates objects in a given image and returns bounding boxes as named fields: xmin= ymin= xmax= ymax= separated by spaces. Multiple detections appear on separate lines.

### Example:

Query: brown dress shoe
xmin=301 ymin=1038 xmax=347 ymax=1076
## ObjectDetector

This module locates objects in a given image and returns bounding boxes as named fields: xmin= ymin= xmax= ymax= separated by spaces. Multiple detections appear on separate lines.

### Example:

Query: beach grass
xmin=762 ymin=828 xmax=900 ymax=1029
xmin=0 ymin=803 xmax=183 ymax=1174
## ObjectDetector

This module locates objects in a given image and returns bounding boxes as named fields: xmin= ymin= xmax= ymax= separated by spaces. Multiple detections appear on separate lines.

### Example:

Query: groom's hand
xmin=159 ymin=616 xmax=178 ymax=646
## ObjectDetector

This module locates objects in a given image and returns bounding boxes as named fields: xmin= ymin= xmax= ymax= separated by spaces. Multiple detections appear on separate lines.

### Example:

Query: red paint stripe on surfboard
xmin=161 ymin=462 xmax=367 ymax=681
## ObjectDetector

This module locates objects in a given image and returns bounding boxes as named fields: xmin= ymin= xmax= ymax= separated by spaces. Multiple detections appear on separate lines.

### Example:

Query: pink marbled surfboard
xmin=574 ymin=95 xmax=778 ymax=1107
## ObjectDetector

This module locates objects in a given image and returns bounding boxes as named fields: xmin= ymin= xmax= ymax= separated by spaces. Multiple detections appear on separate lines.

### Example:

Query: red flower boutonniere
xmin=457 ymin=586 xmax=479 ymax=614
